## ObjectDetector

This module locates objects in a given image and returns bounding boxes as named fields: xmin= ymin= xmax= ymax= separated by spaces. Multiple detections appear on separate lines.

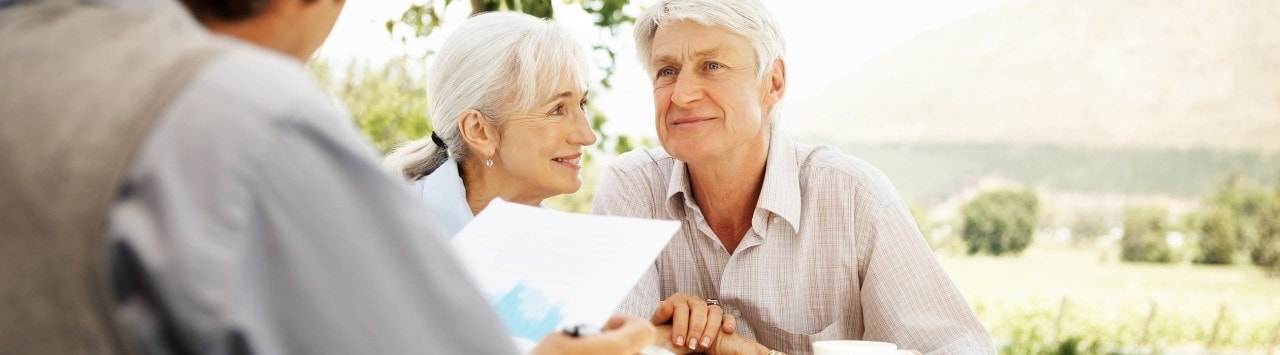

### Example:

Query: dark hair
xmin=178 ymin=0 xmax=271 ymax=22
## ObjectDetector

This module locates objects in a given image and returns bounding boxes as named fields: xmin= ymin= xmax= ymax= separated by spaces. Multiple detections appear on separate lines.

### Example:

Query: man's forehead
xmin=651 ymin=47 xmax=750 ymax=67
xmin=651 ymin=27 xmax=750 ymax=60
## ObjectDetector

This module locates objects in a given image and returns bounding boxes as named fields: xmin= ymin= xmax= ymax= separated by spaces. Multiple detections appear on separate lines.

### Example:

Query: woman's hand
xmin=531 ymin=315 xmax=655 ymax=355
xmin=650 ymin=292 xmax=737 ymax=351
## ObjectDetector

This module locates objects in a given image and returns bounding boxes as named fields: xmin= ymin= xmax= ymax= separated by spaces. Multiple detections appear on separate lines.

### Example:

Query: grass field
xmin=938 ymin=245 xmax=1280 ymax=354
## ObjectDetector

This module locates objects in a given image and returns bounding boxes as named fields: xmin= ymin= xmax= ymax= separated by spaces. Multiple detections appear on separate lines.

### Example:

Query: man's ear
xmin=458 ymin=109 xmax=499 ymax=158
xmin=762 ymin=58 xmax=786 ymax=106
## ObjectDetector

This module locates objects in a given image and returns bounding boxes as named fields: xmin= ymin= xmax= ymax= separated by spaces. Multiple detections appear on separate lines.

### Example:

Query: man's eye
xmin=659 ymin=67 xmax=677 ymax=77
xmin=706 ymin=62 xmax=722 ymax=70
xmin=550 ymin=105 xmax=564 ymax=116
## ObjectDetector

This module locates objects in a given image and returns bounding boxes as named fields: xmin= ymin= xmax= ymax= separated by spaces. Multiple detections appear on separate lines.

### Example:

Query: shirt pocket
xmin=755 ymin=313 xmax=851 ymax=354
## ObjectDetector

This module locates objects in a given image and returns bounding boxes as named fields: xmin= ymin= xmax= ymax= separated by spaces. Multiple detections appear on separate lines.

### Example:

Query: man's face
xmin=648 ymin=20 xmax=772 ymax=166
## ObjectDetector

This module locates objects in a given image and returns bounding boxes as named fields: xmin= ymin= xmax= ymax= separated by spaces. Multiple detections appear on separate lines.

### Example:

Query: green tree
xmin=1210 ymin=171 xmax=1272 ymax=254
xmin=1121 ymin=206 xmax=1172 ymax=263
xmin=1250 ymin=187 xmax=1280 ymax=276
xmin=1205 ymin=172 xmax=1280 ymax=273
xmin=959 ymin=189 xmax=1039 ymax=256
xmin=1195 ymin=207 xmax=1236 ymax=265
xmin=311 ymin=57 xmax=431 ymax=154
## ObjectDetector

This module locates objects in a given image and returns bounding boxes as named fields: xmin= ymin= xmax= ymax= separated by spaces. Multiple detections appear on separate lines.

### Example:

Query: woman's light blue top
xmin=411 ymin=158 xmax=473 ymax=237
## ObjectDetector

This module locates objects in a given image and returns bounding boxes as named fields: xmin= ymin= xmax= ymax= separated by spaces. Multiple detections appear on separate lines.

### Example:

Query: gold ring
xmin=705 ymin=298 xmax=719 ymax=306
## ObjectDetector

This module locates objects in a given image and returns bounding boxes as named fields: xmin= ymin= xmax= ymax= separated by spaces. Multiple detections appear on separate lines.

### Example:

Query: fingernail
xmin=675 ymin=335 xmax=684 ymax=346
xmin=688 ymin=339 xmax=697 ymax=350
xmin=701 ymin=336 xmax=712 ymax=348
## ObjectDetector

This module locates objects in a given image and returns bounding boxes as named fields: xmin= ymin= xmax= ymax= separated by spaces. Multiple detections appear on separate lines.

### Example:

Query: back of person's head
xmin=633 ymin=0 xmax=785 ymax=79
xmin=384 ymin=11 xmax=589 ymax=181
xmin=178 ymin=0 xmax=345 ymax=62
xmin=178 ymin=0 xmax=268 ymax=22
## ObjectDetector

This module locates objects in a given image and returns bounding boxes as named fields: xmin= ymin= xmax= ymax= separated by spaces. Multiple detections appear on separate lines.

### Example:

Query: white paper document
xmin=451 ymin=198 xmax=679 ymax=351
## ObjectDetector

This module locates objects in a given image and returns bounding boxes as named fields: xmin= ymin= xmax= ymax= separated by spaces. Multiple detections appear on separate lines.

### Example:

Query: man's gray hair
xmin=384 ymin=11 xmax=590 ymax=181
xmin=634 ymin=0 xmax=786 ymax=79
xmin=633 ymin=0 xmax=787 ymax=127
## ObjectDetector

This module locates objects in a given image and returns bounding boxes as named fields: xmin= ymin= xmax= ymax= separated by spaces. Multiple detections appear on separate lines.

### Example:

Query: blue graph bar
xmin=492 ymin=282 xmax=565 ymax=340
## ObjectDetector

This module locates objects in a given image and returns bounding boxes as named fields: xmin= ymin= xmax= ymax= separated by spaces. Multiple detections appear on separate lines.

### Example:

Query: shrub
xmin=1207 ymin=175 xmax=1280 ymax=274
xmin=1121 ymin=206 xmax=1172 ymax=263
xmin=1194 ymin=207 xmax=1235 ymax=265
xmin=960 ymin=189 xmax=1039 ymax=256
xmin=1250 ymin=193 xmax=1280 ymax=276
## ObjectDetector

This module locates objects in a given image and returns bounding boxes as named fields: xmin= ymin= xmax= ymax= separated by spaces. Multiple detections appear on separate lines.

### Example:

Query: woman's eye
xmin=550 ymin=105 xmax=564 ymax=116
xmin=706 ymin=62 xmax=722 ymax=70
xmin=658 ymin=67 xmax=676 ymax=77
xmin=579 ymin=99 xmax=588 ymax=111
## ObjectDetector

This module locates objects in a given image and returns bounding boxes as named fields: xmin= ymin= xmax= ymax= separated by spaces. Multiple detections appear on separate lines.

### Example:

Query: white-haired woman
xmin=384 ymin=11 xmax=596 ymax=236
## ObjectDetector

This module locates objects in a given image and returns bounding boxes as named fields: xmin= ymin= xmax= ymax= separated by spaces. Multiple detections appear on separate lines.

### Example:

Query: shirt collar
xmin=757 ymin=131 xmax=802 ymax=232
xmin=414 ymin=158 xmax=473 ymax=237
xmin=664 ymin=130 xmax=802 ymax=234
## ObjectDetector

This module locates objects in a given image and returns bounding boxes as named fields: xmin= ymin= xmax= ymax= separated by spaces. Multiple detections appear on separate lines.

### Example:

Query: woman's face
xmin=491 ymin=74 xmax=597 ymax=201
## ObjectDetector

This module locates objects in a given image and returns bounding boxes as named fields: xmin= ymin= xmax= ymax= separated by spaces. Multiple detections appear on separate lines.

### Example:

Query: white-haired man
xmin=592 ymin=0 xmax=996 ymax=354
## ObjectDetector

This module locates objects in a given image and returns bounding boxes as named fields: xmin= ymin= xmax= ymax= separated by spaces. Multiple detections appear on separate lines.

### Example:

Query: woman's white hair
xmin=384 ymin=11 xmax=590 ymax=181
xmin=633 ymin=0 xmax=787 ymax=126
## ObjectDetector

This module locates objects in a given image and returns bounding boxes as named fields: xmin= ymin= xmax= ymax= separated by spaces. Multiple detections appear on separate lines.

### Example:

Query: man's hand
xmin=651 ymin=293 xmax=737 ymax=352
xmin=531 ymin=315 xmax=655 ymax=355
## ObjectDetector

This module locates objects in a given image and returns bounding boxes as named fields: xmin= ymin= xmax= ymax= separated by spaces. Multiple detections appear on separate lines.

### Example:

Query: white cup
xmin=811 ymin=340 xmax=913 ymax=355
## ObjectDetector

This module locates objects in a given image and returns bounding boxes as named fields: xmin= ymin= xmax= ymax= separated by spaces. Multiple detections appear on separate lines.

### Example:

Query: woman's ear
xmin=458 ymin=109 xmax=499 ymax=158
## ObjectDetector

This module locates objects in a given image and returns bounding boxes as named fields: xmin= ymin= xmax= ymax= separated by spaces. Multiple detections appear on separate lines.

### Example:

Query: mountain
xmin=787 ymin=0 xmax=1280 ymax=152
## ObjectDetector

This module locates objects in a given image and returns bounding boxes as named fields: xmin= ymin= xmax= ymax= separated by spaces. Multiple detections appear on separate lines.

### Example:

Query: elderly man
xmin=591 ymin=0 xmax=996 ymax=354
xmin=0 ymin=0 xmax=652 ymax=353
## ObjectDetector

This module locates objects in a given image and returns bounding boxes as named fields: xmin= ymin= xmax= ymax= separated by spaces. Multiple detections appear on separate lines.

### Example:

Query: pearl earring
xmin=485 ymin=159 xmax=493 ymax=167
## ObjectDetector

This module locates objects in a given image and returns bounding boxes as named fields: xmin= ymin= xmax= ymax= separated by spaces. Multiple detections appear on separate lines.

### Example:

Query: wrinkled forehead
xmin=650 ymin=21 xmax=754 ymax=62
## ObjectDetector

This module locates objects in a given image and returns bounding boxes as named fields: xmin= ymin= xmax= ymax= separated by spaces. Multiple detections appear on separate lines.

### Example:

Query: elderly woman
xmin=384 ymin=11 xmax=595 ymax=235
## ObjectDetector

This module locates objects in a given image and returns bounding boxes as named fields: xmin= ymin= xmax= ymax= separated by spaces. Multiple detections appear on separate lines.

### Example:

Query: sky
xmin=316 ymin=0 xmax=1010 ymax=139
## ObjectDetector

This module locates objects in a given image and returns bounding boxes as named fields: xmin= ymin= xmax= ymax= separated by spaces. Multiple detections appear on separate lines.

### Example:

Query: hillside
xmin=788 ymin=0 xmax=1280 ymax=152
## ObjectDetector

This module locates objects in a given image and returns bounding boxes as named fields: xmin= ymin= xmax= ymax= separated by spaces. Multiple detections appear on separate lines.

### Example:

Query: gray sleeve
xmin=106 ymin=49 xmax=516 ymax=355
